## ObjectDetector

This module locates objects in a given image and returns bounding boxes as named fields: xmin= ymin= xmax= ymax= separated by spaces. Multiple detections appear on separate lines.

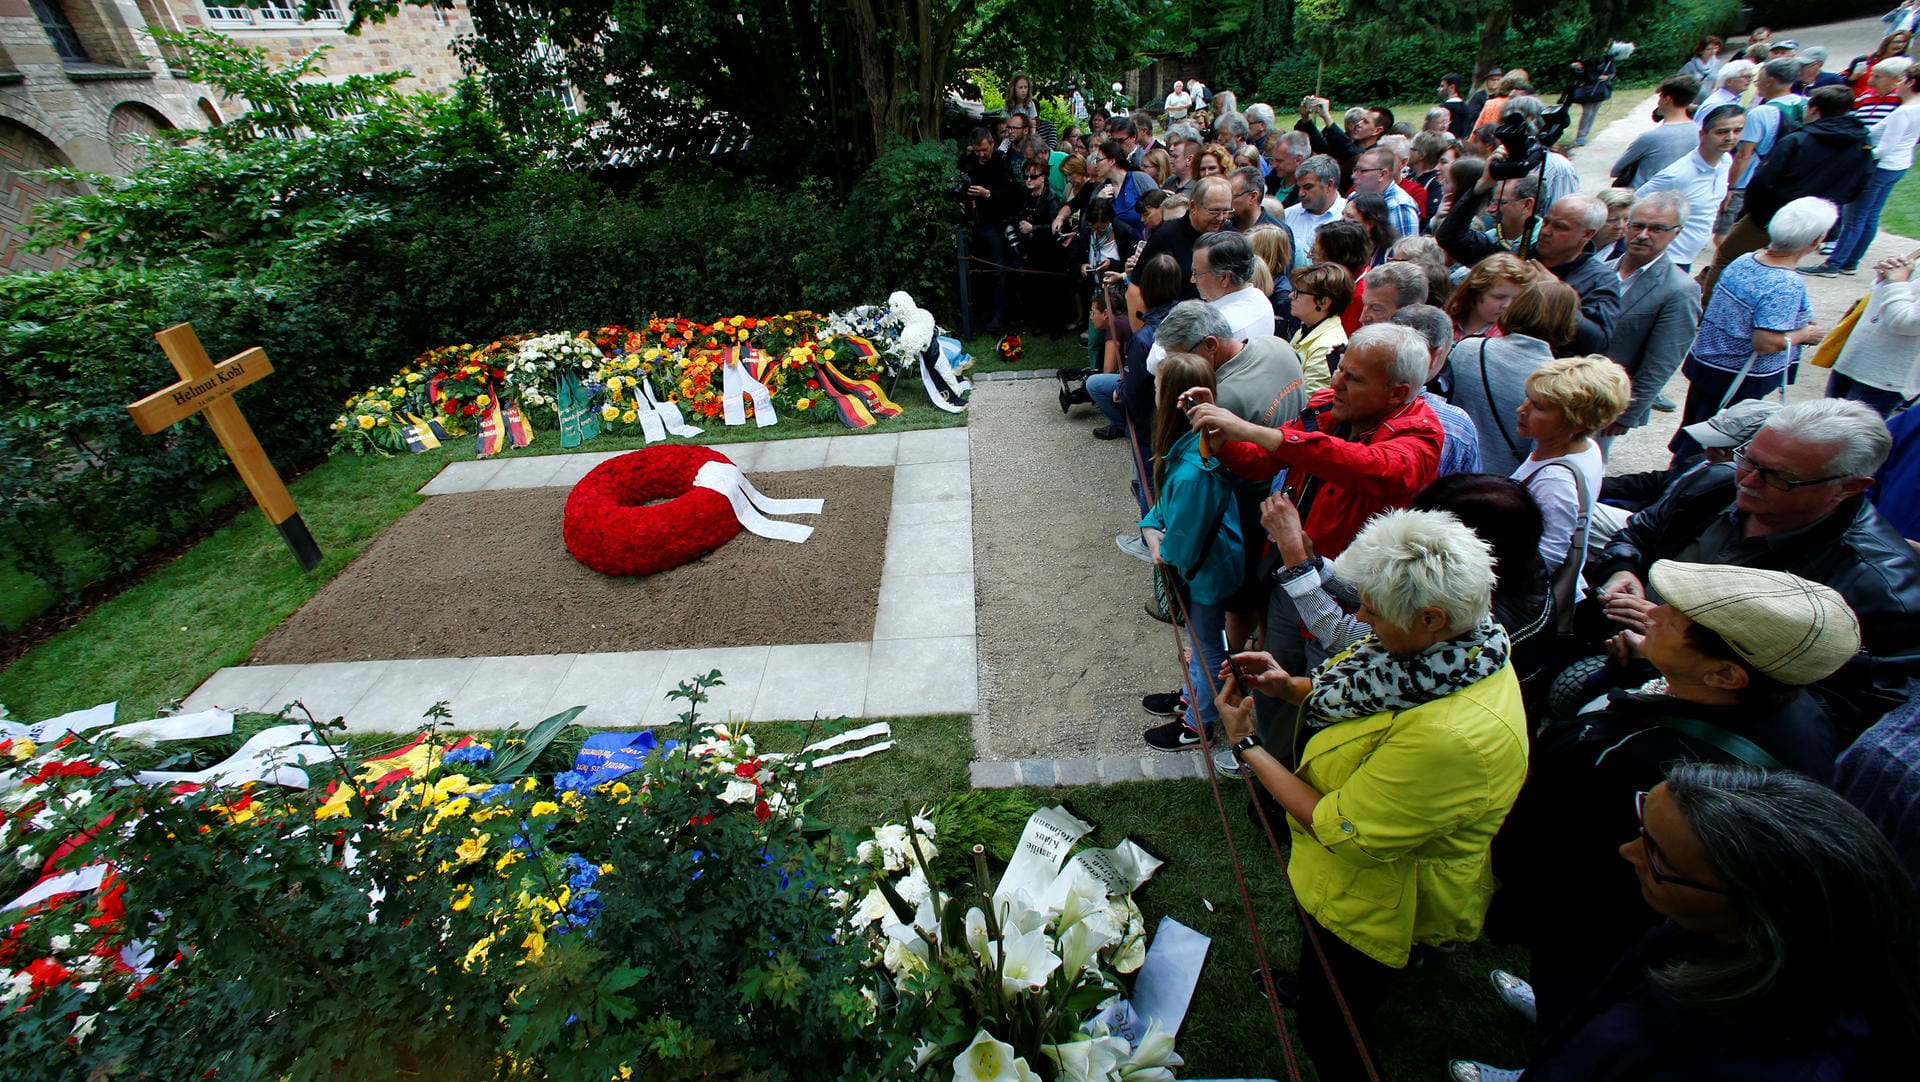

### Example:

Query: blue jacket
xmin=1140 ymin=430 xmax=1244 ymax=605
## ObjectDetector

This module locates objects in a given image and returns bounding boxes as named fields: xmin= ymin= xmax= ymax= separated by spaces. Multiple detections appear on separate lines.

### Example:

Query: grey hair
xmin=1296 ymin=154 xmax=1342 ymax=187
xmin=1195 ymin=230 xmax=1258 ymax=287
xmin=1367 ymin=260 xmax=1429 ymax=308
xmin=1228 ymin=165 xmax=1263 ymax=195
xmin=1763 ymin=398 xmax=1893 ymax=477
xmin=1343 ymin=106 xmax=1371 ymax=125
xmin=1277 ymin=130 xmax=1312 ymax=156
xmin=1211 ymin=90 xmax=1238 ymax=117
xmin=1391 ymin=303 xmax=1454 ymax=355
xmin=1657 ymin=762 xmax=1920 ymax=1021
xmin=1390 ymin=235 xmax=1443 ymax=263
xmin=1216 ymin=111 xmax=1250 ymax=139
xmin=1245 ymin=102 xmax=1275 ymax=126
xmin=1596 ymin=187 xmax=1638 ymax=212
xmin=1502 ymin=95 xmax=1545 ymax=126
xmin=1633 ymin=188 xmax=1690 ymax=224
xmin=1877 ymin=56 xmax=1915 ymax=81
xmin=1801 ymin=45 xmax=1829 ymax=64
xmin=1425 ymin=106 xmax=1452 ymax=128
xmin=1765 ymin=196 xmax=1840 ymax=251
xmin=1347 ymin=321 xmax=1431 ymax=389
xmin=1154 ymin=300 xmax=1233 ymax=352
xmin=1761 ymin=57 xmax=1802 ymax=85
xmin=1167 ymin=123 xmax=1204 ymax=147
xmin=1717 ymin=58 xmax=1758 ymax=85
xmin=1333 ymin=509 xmax=1495 ymax=633
xmin=1554 ymin=193 xmax=1608 ymax=231
xmin=1191 ymin=175 xmax=1232 ymax=205
xmin=1357 ymin=146 xmax=1396 ymax=172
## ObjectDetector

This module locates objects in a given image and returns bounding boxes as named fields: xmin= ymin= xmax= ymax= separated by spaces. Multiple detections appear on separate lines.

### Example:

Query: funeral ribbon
xmin=636 ymin=375 xmax=703 ymax=442
xmin=690 ymin=460 xmax=822 ymax=543
xmin=721 ymin=346 xmax=778 ymax=427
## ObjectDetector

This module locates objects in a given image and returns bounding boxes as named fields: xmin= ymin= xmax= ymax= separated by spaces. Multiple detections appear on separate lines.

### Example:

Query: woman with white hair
xmin=1671 ymin=196 xmax=1831 ymax=461
xmin=1164 ymin=79 xmax=1193 ymax=121
xmin=1214 ymin=508 xmax=1529 ymax=1082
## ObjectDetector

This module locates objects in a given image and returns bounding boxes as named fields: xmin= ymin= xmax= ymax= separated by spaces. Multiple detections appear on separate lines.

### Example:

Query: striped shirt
xmin=1836 ymin=681 xmax=1920 ymax=888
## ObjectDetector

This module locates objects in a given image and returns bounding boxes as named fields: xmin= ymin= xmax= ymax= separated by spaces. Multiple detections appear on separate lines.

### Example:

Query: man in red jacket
xmin=1187 ymin=323 xmax=1445 ymax=756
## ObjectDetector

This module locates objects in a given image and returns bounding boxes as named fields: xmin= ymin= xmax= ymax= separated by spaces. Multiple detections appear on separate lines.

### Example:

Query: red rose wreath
xmin=563 ymin=445 xmax=741 ymax=575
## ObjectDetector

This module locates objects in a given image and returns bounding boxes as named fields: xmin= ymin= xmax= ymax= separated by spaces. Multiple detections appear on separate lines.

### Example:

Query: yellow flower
xmin=620 ymin=410 xmax=638 ymax=424
xmin=495 ymin=849 xmax=522 ymax=872
xmin=462 ymin=932 xmax=495 ymax=970
xmin=601 ymin=405 xmax=620 ymax=422
xmin=560 ymin=790 xmax=583 ymax=808
xmin=9 ymin=739 xmax=35 ymax=761
xmin=520 ymin=930 xmax=546 ymax=963
xmin=519 ymin=778 xmax=538 ymax=792
xmin=737 ymin=330 xmax=750 ymax=341
xmin=454 ymin=833 xmax=488 ymax=864
xmin=451 ymin=886 xmax=474 ymax=911
xmin=529 ymin=800 xmax=561 ymax=818
xmin=314 ymin=787 xmax=356 ymax=821
xmin=600 ymin=862 xmax=615 ymax=875
xmin=476 ymin=394 xmax=491 ymax=407
xmin=822 ymin=349 xmax=835 ymax=361
xmin=374 ymin=416 xmax=389 ymax=426
xmin=357 ymin=415 xmax=376 ymax=430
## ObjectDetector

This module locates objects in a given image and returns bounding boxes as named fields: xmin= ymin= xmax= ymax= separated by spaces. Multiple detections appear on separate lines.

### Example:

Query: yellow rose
xmin=9 ymin=739 xmax=33 ymax=761
xmin=620 ymin=410 xmax=638 ymax=424
xmin=529 ymin=800 xmax=561 ymax=817
xmin=358 ymin=415 xmax=376 ymax=430
xmin=476 ymin=394 xmax=491 ymax=407
xmin=375 ymin=416 xmax=389 ymax=426
xmin=796 ymin=397 xmax=812 ymax=410
xmin=450 ymin=886 xmax=474 ymax=911
xmin=601 ymin=405 xmax=620 ymax=422
xmin=822 ymin=349 xmax=835 ymax=361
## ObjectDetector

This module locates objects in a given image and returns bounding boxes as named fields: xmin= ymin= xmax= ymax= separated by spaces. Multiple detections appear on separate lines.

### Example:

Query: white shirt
xmin=1165 ymin=91 xmax=1193 ymax=119
xmin=1700 ymin=87 xmax=1741 ymax=114
xmin=1512 ymin=443 xmax=1606 ymax=579
xmin=1872 ymin=99 xmax=1920 ymax=171
xmin=1145 ymin=286 xmax=1277 ymax=374
xmin=1538 ymin=152 xmax=1581 ymax=212
xmin=1635 ymin=149 xmax=1730 ymax=266
xmin=1282 ymin=195 xmax=1348 ymax=266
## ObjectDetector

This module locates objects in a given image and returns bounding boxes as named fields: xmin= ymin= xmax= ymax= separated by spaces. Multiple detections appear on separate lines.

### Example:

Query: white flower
xmin=913 ymin=1039 xmax=941 ymax=1069
xmin=1116 ymin=1019 xmax=1183 ymax=1080
xmin=1108 ymin=897 xmax=1148 ymax=974
xmin=48 ymin=935 xmax=71 ymax=953
xmin=953 ymin=1029 xmax=1042 ymax=1082
xmin=1 ymin=972 xmax=31 ymax=1003
xmin=853 ymin=887 xmax=892 ymax=927
xmin=964 ymin=906 xmax=993 ymax=961
xmin=70 ymin=1014 xmax=97 ymax=1043
xmin=881 ymin=933 xmax=929 ymax=982
xmin=1057 ymin=907 xmax=1120 ymax=976
xmin=895 ymin=869 xmax=933 ymax=907
xmin=1043 ymin=1034 xmax=1127 ymax=1082
xmin=911 ymin=813 xmax=937 ymax=838
xmin=14 ymin=845 xmax=40 ymax=870
xmin=999 ymin=926 xmax=1061 ymax=994
xmin=717 ymin=779 xmax=757 ymax=805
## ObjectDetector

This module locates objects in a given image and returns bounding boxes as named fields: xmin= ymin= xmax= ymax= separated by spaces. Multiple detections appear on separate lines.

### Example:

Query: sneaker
xmin=1449 ymin=1062 xmax=1524 ymax=1082
xmin=1840 ymin=265 xmax=1859 ymax=275
xmin=1489 ymin=968 xmax=1538 ymax=1023
xmin=1212 ymin=746 xmax=1244 ymax=778
xmin=1819 ymin=241 xmax=1837 ymax=255
xmin=1116 ymin=532 xmax=1152 ymax=564
xmin=1143 ymin=718 xmax=1202 ymax=753
xmin=1651 ymin=394 xmax=1677 ymax=412
xmin=1142 ymin=690 xmax=1186 ymax=716
xmin=1092 ymin=424 xmax=1125 ymax=440
xmin=1798 ymin=263 xmax=1843 ymax=278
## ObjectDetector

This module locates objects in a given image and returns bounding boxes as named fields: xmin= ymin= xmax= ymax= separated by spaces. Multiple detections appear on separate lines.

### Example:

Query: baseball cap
xmin=1649 ymin=561 xmax=1861 ymax=686
xmin=1774 ymin=38 xmax=1800 ymax=51
xmin=1680 ymin=398 xmax=1781 ymax=449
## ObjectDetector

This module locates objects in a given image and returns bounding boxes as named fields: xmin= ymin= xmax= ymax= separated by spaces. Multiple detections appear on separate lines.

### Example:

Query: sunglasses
xmin=1635 ymin=791 xmax=1733 ymax=895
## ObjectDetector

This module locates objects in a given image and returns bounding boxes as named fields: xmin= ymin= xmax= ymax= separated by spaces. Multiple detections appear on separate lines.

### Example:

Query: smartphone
xmin=1222 ymin=631 xmax=1250 ymax=694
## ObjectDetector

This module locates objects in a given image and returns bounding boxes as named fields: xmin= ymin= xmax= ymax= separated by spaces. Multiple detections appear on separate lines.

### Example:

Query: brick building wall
xmin=0 ymin=0 xmax=472 ymax=270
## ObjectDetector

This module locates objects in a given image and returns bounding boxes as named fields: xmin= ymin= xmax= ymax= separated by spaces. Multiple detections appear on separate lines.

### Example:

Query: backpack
xmin=1767 ymin=98 xmax=1807 ymax=141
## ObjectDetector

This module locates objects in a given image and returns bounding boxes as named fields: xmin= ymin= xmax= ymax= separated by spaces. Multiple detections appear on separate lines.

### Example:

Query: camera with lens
xmin=1487 ymin=104 xmax=1572 ymax=180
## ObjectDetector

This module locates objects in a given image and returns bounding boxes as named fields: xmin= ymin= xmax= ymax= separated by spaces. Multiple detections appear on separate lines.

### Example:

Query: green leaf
xmin=489 ymin=704 xmax=586 ymax=780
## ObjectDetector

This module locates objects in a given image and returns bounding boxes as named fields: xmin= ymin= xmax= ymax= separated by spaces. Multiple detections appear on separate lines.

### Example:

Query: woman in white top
xmin=1164 ymin=80 xmax=1194 ymax=121
xmin=1510 ymin=356 xmax=1631 ymax=577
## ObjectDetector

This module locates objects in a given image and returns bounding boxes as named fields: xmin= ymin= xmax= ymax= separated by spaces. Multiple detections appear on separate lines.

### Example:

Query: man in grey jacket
xmin=1601 ymin=191 xmax=1703 ymax=441
xmin=1528 ymin=193 xmax=1623 ymax=356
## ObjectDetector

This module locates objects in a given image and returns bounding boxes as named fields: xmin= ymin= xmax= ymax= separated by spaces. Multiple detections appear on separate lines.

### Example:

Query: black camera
xmin=1487 ymin=105 xmax=1573 ymax=180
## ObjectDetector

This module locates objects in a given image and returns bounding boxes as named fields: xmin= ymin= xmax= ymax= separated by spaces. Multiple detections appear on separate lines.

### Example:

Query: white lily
xmin=953 ymin=1029 xmax=1042 ymax=1082
xmin=999 ymin=925 xmax=1062 ymax=994
xmin=1042 ymin=1033 xmax=1128 ymax=1082
xmin=964 ymin=906 xmax=995 ymax=963
xmin=1116 ymin=1018 xmax=1184 ymax=1080
xmin=1057 ymin=906 xmax=1121 ymax=976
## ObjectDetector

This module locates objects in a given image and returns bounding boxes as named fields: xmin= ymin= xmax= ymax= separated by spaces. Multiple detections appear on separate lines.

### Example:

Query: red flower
xmin=462 ymin=403 xmax=479 ymax=416
xmin=733 ymin=759 xmax=760 ymax=778
xmin=754 ymin=800 xmax=772 ymax=822
xmin=491 ymin=368 xmax=507 ymax=381
xmin=743 ymin=318 xmax=758 ymax=329
xmin=806 ymin=379 xmax=821 ymax=390
xmin=27 ymin=759 xmax=105 ymax=785
xmin=25 ymin=956 xmax=72 ymax=990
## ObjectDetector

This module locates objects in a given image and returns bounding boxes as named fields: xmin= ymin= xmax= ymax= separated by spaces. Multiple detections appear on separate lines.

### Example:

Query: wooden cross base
xmin=126 ymin=324 xmax=324 ymax=572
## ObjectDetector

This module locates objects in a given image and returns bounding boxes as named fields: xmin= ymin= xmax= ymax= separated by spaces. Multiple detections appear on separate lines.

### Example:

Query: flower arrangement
xmin=997 ymin=335 xmax=1024 ymax=364
xmin=501 ymin=332 xmax=603 ymax=417
xmin=329 ymin=362 xmax=432 ymax=455
xmin=562 ymin=444 xmax=742 ymax=576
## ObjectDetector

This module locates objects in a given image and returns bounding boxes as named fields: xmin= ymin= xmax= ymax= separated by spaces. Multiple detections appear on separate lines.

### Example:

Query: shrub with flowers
xmin=501 ymin=332 xmax=604 ymax=419
xmin=0 ymin=676 xmax=881 ymax=1080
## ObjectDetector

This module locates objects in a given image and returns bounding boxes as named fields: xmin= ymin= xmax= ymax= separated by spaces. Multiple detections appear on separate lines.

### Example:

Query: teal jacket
xmin=1140 ymin=430 xmax=1245 ymax=605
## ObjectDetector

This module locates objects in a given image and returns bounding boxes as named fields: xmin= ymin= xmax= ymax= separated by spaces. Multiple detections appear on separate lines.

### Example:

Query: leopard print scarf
xmin=1304 ymin=617 xmax=1511 ymax=725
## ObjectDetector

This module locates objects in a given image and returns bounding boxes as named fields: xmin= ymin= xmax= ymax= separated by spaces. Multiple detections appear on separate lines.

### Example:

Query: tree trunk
xmin=1473 ymin=6 xmax=1510 ymax=88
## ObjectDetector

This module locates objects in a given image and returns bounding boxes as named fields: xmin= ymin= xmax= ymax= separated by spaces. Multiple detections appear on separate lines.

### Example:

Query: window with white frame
xmin=256 ymin=0 xmax=302 ymax=22
xmin=203 ymin=3 xmax=250 ymax=22
xmin=202 ymin=1 xmax=347 ymax=28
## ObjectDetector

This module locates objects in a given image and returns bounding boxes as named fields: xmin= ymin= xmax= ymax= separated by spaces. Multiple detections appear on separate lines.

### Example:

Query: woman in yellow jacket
xmin=1215 ymin=507 xmax=1530 ymax=1082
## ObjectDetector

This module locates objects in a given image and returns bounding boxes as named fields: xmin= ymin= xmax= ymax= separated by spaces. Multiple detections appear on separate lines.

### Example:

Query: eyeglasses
xmin=1625 ymin=220 xmax=1681 ymax=234
xmin=1232 ymin=187 xmax=1258 ymax=201
xmin=1635 ymin=791 xmax=1733 ymax=895
xmin=1731 ymin=441 xmax=1846 ymax=491
xmin=1193 ymin=204 xmax=1233 ymax=218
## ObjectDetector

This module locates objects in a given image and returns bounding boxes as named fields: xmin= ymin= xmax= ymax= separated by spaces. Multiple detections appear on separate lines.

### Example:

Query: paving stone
xmin=418 ymin=459 xmax=506 ymax=495
xmin=1018 ymin=758 xmax=1058 ymax=787
xmin=642 ymin=645 xmax=771 ymax=726
xmin=342 ymin=657 xmax=484 ymax=732
xmin=485 ymin=454 xmax=570 ymax=489
xmin=824 ymin=432 xmax=900 ymax=467
xmin=1096 ymin=756 xmax=1150 ymax=784
xmin=753 ymin=437 xmax=832 ymax=473
xmin=865 ymin=636 xmax=977 ymax=715
xmin=892 ymin=461 xmax=971 ymax=503
xmin=1054 ymin=757 xmax=1099 ymax=787
xmin=272 ymin=661 xmax=392 ymax=726
xmin=1142 ymin=753 xmax=1203 ymax=781
xmin=752 ymin=642 xmax=871 ymax=721
xmin=882 ymin=519 xmax=974 ymax=577
xmin=547 ymin=451 xmax=622 ymax=487
xmin=874 ymin=571 xmax=975 ymax=639
xmin=970 ymin=760 xmax=1021 ymax=789
xmin=180 ymin=663 xmax=302 ymax=715
xmin=712 ymin=441 xmax=763 ymax=471
xmin=543 ymin=650 xmax=673 ymax=728
xmin=890 ymin=499 xmax=973 ymax=526
xmin=895 ymin=427 xmax=970 ymax=464
xmin=452 ymin=654 xmax=579 ymax=728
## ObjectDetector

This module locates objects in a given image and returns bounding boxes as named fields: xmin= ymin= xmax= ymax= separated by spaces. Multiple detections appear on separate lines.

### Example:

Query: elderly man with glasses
xmin=1600 ymin=190 xmax=1702 ymax=441
xmin=1491 ymin=560 xmax=1864 ymax=1034
xmin=1580 ymin=398 xmax=1920 ymax=734
xmin=1137 ymin=175 xmax=1232 ymax=301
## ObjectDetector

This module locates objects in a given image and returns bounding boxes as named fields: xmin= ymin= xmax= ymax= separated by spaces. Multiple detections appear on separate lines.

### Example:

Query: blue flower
xmin=441 ymin=745 xmax=494 ymax=766
xmin=552 ymin=770 xmax=593 ymax=795
xmin=477 ymin=783 xmax=514 ymax=804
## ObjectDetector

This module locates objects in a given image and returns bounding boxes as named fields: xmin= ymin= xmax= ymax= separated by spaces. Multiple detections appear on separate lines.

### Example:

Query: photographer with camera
xmin=957 ymin=127 xmax=1021 ymax=333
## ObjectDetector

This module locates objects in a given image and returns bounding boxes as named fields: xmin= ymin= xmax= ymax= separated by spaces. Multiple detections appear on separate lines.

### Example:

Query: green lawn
xmin=1877 ymin=166 xmax=1920 ymax=243
xmin=0 ymin=383 xmax=964 ymax=723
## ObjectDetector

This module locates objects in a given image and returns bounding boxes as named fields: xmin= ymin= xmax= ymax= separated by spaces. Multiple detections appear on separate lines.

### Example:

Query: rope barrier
xmin=1121 ymin=393 xmax=1383 ymax=1082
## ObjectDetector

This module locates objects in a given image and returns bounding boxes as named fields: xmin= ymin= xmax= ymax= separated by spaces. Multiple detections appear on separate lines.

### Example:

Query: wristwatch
xmin=1231 ymin=734 xmax=1261 ymax=759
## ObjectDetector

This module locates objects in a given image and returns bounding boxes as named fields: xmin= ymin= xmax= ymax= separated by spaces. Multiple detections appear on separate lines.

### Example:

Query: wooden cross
xmin=125 ymin=324 xmax=323 ymax=571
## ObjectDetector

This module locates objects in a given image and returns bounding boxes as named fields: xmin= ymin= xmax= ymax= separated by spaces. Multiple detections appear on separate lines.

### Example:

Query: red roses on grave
xmin=562 ymin=445 xmax=742 ymax=576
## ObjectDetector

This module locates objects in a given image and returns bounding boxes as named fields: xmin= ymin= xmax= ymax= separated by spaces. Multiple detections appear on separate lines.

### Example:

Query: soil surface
xmin=251 ymin=466 xmax=892 ymax=663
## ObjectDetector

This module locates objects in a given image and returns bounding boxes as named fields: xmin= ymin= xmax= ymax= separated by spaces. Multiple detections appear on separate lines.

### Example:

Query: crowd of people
xmin=974 ymin=17 xmax=1920 ymax=1082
